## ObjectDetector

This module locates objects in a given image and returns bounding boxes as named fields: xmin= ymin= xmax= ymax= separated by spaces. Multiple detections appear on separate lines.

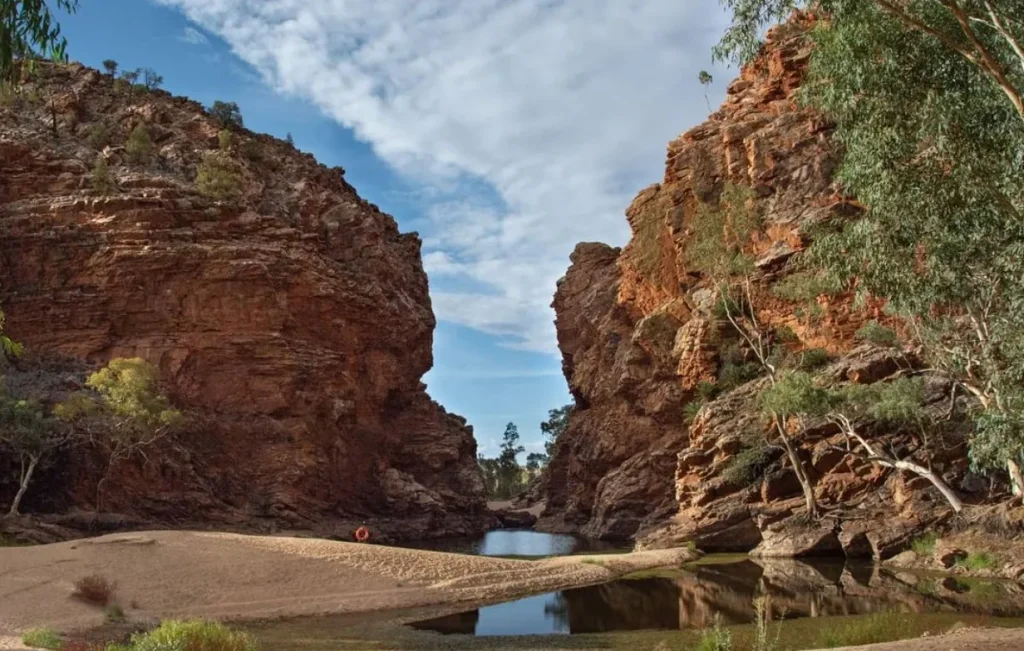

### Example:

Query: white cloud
xmin=154 ymin=0 xmax=731 ymax=353
xmin=179 ymin=25 xmax=210 ymax=45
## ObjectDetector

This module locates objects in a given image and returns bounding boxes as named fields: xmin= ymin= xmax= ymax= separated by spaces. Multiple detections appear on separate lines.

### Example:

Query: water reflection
xmin=398 ymin=530 xmax=622 ymax=557
xmin=410 ymin=558 xmax=1024 ymax=636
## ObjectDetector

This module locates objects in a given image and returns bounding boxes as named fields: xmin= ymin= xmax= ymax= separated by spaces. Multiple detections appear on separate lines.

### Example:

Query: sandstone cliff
xmin=0 ymin=62 xmax=487 ymax=539
xmin=538 ymin=15 xmax=1002 ymax=557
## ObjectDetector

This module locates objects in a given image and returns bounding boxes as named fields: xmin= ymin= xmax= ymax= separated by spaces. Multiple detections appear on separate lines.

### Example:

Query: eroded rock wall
xmin=0 ymin=62 xmax=486 ymax=538
xmin=538 ymin=15 xmax=995 ymax=556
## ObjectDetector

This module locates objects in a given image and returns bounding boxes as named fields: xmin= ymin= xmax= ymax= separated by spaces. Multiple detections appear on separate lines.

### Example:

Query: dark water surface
xmin=397 ymin=529 xmax=623 ymax=557
xmin=410 ymin=557 xmax=1024 ymax=636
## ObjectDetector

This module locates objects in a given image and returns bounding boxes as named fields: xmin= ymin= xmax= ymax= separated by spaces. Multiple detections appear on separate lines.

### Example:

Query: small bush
xmin=684 ymin=400 xmax=704 ymax=425
xmin=696 ymin=381 xmax=719 ymax=401
xmin=125 ymin=125 xmax=153 ymax=165
xmin=196 ymin=151 xmax=242 ymax=201
xmin=241 ymin=139 xmax=262 ymax=161
xmin=92 ymin=156 xmax=114 ymax=194
xmin=717 ymin=360 xmax=761 ymax=391
xmin=796 ymin=347 xmax=831 ymax=370
xmin=696 ymin=614 xmax=732 ymax=651
xmin=72 ymin=574 xmax=116 ymax=606
xmin=86 ymin=123 xmax=110 ymax=150
xmin=208 ymin=100 xmax=244 ymax=129
xmin=218 ymin=129 xmax=234 ymax=151
xmin=774 ymin=325 xmax=798 ymax=343
xmin=958 ymin=551 xmax=999 ymax=571
xmin=722 ymin=443 xmax=771 ymax=486
xmin=1 ymin=81 xmax=18 ymax=107
xmin=105 ymin=603 xmax=125 ymax=622
xmin=817 ymin=611 xmax=905 ymax=648
xmin=21 ymin=627 xmax=61 ymax=650
xmin=856 ymin=321 xmax=899 ymax=347
xmin=124 ymin=620 xmax=258 ymax=651
xmin=910 ymin=532 xmax=940 ymax=556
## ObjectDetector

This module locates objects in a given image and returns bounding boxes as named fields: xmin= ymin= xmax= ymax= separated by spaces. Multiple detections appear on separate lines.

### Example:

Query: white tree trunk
xmin=1008 ymin=459 xmax=1024 ymax=503
xmin=8 ymin=454 xmax=39 ymax=517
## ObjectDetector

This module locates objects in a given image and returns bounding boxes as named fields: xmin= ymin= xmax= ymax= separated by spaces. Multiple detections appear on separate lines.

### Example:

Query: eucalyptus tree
xmin=715 ymin=0 xmax=1024 ymax=499
xmin=0 ymin=0 xmax=80 ymax=82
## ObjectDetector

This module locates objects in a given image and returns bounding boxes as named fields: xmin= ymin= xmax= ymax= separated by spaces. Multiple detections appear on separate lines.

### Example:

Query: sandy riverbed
xmin=0 ymin=530 xmax=690 ymax=643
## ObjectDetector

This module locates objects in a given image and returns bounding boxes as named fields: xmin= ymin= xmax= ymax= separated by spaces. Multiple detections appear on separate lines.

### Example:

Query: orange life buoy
xmin=354 ymin=526 xmax=370 ymax=543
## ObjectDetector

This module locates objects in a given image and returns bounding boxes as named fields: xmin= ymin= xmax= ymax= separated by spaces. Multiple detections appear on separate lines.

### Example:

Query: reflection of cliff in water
xmin=409 ymin=559 xmax=1024 ymax=636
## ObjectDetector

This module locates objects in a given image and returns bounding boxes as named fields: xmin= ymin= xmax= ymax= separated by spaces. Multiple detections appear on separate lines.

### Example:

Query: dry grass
xmin=72 ymin=574 xmax=117 ymax=607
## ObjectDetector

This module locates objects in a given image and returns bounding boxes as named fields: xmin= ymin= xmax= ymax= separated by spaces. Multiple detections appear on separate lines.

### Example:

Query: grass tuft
xmin=910 ymin=532 xmax=940 ymax=556
xmin=72 ymin=574 xmax=116 ymax=606
xmin=958 ymin=551 xmax=999 ymax=571
xmin=21 ymin=627 xmax=62 ymax=650
xmin=817 ymin=611 xmax=906 ymax=648
xmin=121 ymin=619 xmax=259 ymax=651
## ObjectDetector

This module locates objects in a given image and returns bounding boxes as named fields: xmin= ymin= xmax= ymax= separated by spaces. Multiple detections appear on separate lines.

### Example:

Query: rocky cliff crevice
xmin=0 ymin=62 xmax=487 ymax=539
xmin=537 ymin=15 xmax=1005 ymax=557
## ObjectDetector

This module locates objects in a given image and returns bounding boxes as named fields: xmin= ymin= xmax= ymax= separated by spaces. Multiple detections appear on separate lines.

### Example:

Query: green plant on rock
xmin=20 ymin=627 xmax=61 ymax=650
xmin=196 ymin=151 xmax=242 ymax=202
xmin=208 ymin=100 xmax=244 ymax=129
xmin=91 ymin=155 xmax=114 ymax=194
xmin=910 ymin=531 xmax=940 ymax=556
xmin=855 ymin=321 xmax=900 ymax=348
xmin=721 ymin=442 xmax=772 ymax=486
xmin=218 ymin=129 xmax=234 ymax=151
xmin=125 ymin=125 xmax=153 ymax=165
xmin=684 ymin=400 xmax=704 ymax=425
xmin=958 ymin=551 xmax=999 ymax=571
xmin=696 ymin=613 xmax=732 ymax=651
xmin=87 ymin=123 xmax=111 ymax=150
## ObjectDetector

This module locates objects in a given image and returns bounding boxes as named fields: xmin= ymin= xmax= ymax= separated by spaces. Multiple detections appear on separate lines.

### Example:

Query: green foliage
xmin=0 ymin=309 xmax=24 ymax=359
xmin=0 ymin=395 xmax=63 ymax=459
xmin=855 ymin=321 xmax=900 ymax=348
xmin=683 ymin=400 xmax=704 ymax=425
xmin=196 ymin=151 xmax=242 ymax=202
xmin=695 ymin=614 xmax=732 ymax=651
xmin=835 ymin=377 xmax=928 ymax=427
xmin=85 ymin=358 xmax=182 ymax=434
xmin=771 ymin=269 xmax=842 ymax=303
xmin=91 ymin=156 xmax=113 ymax=194
xmin=910 ymin=532 xmax=940 ymax=556
xmin=717 ymin=360 xmax=762 ymax=391
xmin=208 ymin=100 xmax=244 ymax=129
xmin=759 ymin=370 xmax=832 ymax=418
xmin=285 ymin=132 xmax=294 ymax=146
xmin=86 ymin=123 xmax=111 ymax=150
xmin=698 ymin=70 xmax=713 ymax=87
xmin=540 ymin=403 xmax=573 ymax=457
xmin=958 ymin=551 xmax=999 ymax=571
xmin=795 ymin=347 xmax=830 ymax=371
xmin=218 ymin=129 xmax=234 ymax=151
xmin=116 ymin=620 xmax=258 ymax=651
xmin=816 ymin=611 xmax=910 ymax=649
xmin=721 ymin=442 xmax=772 ymax=486
xmin=773 ymin=325 xmax=798 ymax=343
xmin=102 ymin=59 xmax=118 ymax=77
xmin=685 ymin=183 xmax=760 ymax=282
xmin=21 ymin=627 xmax=61 ymax=650
xmin=125 ymin=125 xmax=153 ymax=165
xmin=0 ymin=0 xmax=79 ymax=83
xmin=141 ymin=67 xmax=162 ymax=90
xmin=479 ymin=422 xmax=530 ymax=499
xmin=696 ymin=380 xmax=719 ymax=401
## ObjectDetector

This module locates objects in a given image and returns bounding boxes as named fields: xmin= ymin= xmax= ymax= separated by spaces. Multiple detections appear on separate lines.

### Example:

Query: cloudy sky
xmin=59 ymin=0 xmax=731 ymax=456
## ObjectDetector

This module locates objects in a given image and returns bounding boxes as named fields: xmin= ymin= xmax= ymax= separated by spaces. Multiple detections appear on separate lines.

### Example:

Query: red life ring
xmin=354 ymin=526 xmax=370 ymax=543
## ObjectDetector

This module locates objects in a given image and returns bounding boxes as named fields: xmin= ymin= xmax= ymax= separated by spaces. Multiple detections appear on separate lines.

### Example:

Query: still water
xmin=410 ymin=557 xmax=1024 ymax=636
xmin=398 ymin=529 xmax=623 ymax=557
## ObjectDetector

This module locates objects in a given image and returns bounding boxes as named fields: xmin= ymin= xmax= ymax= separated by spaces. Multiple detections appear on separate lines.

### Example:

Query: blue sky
xmin=55 ymin=0 xmax=729 ymax=459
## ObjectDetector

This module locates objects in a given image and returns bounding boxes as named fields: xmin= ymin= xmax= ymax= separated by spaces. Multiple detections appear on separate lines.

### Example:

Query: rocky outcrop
xmin=0 ymin=62 xmax=487 ymax=538
xmin=537 ymin=14 xmax=1004 ymax=554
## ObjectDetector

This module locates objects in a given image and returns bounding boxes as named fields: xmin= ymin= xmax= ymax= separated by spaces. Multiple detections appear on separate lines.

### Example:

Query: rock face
xmin=0 ymin=63 xmax=487 ymax=538
xmin=537 ymin=15 xmax=999 ymax=555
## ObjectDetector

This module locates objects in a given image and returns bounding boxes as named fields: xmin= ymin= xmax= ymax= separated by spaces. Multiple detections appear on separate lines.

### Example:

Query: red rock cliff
xmin=538 ymin=16 xmax=994 ymax=557
xmin=0 ymin=62 xmax=487 ymax=538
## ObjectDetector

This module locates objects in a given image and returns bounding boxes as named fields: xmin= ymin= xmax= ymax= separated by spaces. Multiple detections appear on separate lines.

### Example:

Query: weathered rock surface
xmin=537 ymin=14 xmax=1004 ymax=554
xmin=0 ymin=63 xmax=487 ymax=538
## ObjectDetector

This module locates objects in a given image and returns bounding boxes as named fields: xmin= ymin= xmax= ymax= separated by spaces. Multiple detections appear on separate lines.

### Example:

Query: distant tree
xmin=0 ymin=310 xmax=24 ymax=360
xmin=208 ymin=100 xmax=243 ymax=129
xmin=141 ymin=67 xmax=163 ymax=91
xmin=0 ymin=0 xmax=80 ymax=83
xmin=125 ymin=124 xmax=153 ymax=165
xmin=102 ymin=59 xmax=118 ymax=77
xmin=91 ymin=155 xmax=113 ymax=194
xmin=525 ymin=452 xmax=546 ymax=477
xmin=540 ymin=404 xmax=573 ymax=457
xmin=496 ymin=422 xmax=525 ymax=499
xmin=477 ymin=454 xmax=500 ymax=497
xmin=698 ymin=69 xmax=713 ymax=111
xmin=119 ymin=68 xmax=140 ymax=104
xmin=285 ymin=132 xmax=294 ymax=146
xmin=0 ymin=395 xmax=70 ymax=516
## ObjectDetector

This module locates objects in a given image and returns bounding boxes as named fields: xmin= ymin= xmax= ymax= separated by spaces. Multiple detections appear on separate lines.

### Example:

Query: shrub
xmin=208 ymin=100 xmax=243 ymax=129
xmin=696 ymin=381 xmax=718 ymax=401
xmin=241 ymin=139 xmax=263 ymax=162
xmin=695 ymin=614 xmax=732 ymax=651
xmin=0 ymin=81 xmax=16 ymax=107
xmin=684 ymin=400 xmax=704 ymax=425
xmin=771 ymin=270 xmax=842 ymax=303
xmin=910 ymin=531 xmax=940 ymax=556
xmin=855 ymin=321 xmax=900 ymax=347
xmin=91 ymin=156 xmax=114 ymax=194
xmin=86 ymin=358 xmax=181 ymax=431
xmin=958 ymin=551 xmax=999 ymax=571
xmin=217 ymin=129 xmax=234 ymax=151
xmin=123 ymin=620 xmax=258 ymax=651
xmin=142 ymin=68 xmax=163 ymax=91
xmin=21 ymin=627 xmax=61 ymax=650
xmin=105 ymin=603 xmax=125 ymax=622
xmin=125 ymin=125 xmax=153 ymax=165
xmin=722 ymin=443 xmax=771 ymax=486
xmin=86 ymin=123 xmax=110 ymax=150
xmin=102 ymin=60 xmax=119 ymax=77
xmin=196 ymin=151 xmax=242 ymax=201
xmin=796 ymin=347 xmax=831 ymax=371
xmin=72 ymin=574 xmax=116 ymax=606
xmin=717 ymin=360 xmax=761 ymax=391
xmin=774 ymin=325 xmax=798 ymax=343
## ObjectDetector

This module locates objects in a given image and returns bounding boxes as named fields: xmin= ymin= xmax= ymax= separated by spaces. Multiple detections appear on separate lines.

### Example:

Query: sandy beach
xmin=0 ymin=530 xmax=691 ymax=644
